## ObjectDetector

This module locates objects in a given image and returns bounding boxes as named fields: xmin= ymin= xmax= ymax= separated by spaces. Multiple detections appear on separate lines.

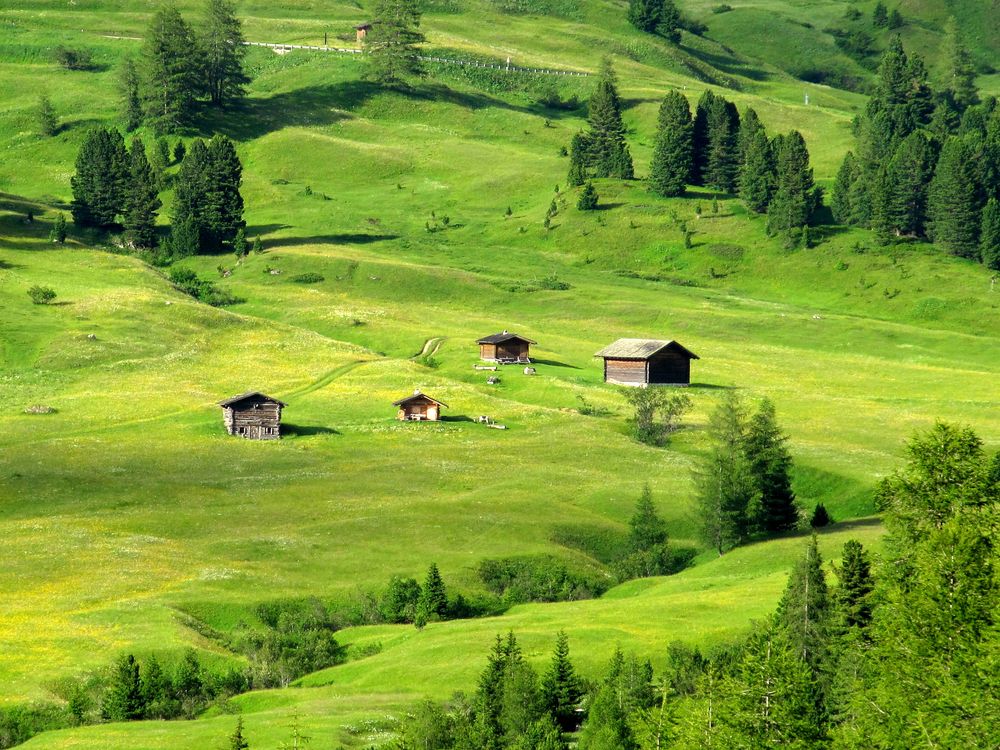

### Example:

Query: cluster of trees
xmin=70 ymin=129 xmax=245 ymax=257
xmin=627 ymin=0 xmax=681 ymax=43
xmin=399 ymin=422 xmax=999 ymax=748
xmin=871 ymin=2 xmax=904 ymax=31
xmin=613 ymin=485 xmax=694 ymax=580
xmin=696 ymin=394 xmax=799 ymax=554
xmin=119 ymin=0 xmax=248 ymax=133
xmin=376 ymin=563 xmax=456 ymax=627
xmin=832 ymin=31 xmax=1000 ymax=269
xmin=650 ymin=89 xmax=819 ymax=236
xmin=567 ymin=60 xmax=634 ymax=184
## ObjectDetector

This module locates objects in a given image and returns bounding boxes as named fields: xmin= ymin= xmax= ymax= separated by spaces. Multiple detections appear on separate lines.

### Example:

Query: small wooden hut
xmin=219 ymin=391 xmax=286 ymax=439
xmin=393 ymin=390 xmax=448 ymax=421
xmin=355 ymin=23 xmax=372 ymax=42
xmin=477 ymin=330 xmax=536 ymax=363
xmin=595 ymin=339 xmax=699 ymax=386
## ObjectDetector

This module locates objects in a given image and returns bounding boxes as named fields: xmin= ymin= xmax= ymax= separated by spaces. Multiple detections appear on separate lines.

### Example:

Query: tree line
xmin=397 ymin=421 xmax=999 ymax=748
xmin=119 ymin=0 xmax=249 ymax=133
xmin=832 ymin=27 xmax=1000 ymax=269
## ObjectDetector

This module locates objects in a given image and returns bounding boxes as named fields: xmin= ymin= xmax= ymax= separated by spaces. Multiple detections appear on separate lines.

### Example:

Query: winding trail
xmin=281 ymin=359 xmax=368 ymax=400
xmin=411 ymin=337 xmax=446 ymax=361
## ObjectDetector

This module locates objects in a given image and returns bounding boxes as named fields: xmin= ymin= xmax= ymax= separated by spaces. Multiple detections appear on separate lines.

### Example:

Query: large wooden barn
xmin=218 ymin=391 xmax=286 ymax=439
xmin=477 ymin=330 xmax=536 ymax=363
xmin=393 ymin=390 xmax=448 ymax=421
xmin=595 ymin=339 xmax=699 ymax=386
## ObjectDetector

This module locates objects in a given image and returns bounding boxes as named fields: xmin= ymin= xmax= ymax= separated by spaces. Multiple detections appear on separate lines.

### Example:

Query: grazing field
xmin=1 ymin=0 xmax=998 ymax=747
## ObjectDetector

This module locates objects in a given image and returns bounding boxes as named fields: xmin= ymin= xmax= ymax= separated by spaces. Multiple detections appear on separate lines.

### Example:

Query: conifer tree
xmin=980 ymin=196 xmax=1000 ymax=270
xmin=872 ymin=2 xmax=888 ymax=28
xmin=567 ymin=132 xmax=588 ymax=187
xmin=141 ymin=4 xmax=200 ymax=132
xmin=102 ymin=654 xmax=145 ymax=721
xmin=743 ymin=399 xmax=797 ymax=534
xmin=71 ymin=127 xmax=129 ymax=228
xmin=886 ymin=130 xmax=935 ymax=237
xmin=173 ymin=138 xmax=209 ymax=251
xmin=738 ymin=129 xmax=774 ymax=214
xmin=540 ymin=631 xmax=581 ymax=732
xmin=847 ymin=167 xmax=873 ymax=227
xmin=704 ymin=96 xmax=740 ymax=193
xmin=767 ymin=131 xmax=814 ymax=234
xmin=167 ymin=215 xmax=201 ymax=259
xmin=365 ymin=0 xmax=425 ymax=87
xmin=140 ymin=654 xmax=172 ymax=719
xmin=586 ymin=60 xmax=633 ymax=179
xmin=869 ymin=164 xmax=894 ymax=245
xmin=928 ymin=136 xmax=981 ymax=258
xmin=627 ymin=0 xmax=660 ymax=33
xmin=577 ymin=181 xmax=598 ymax=210
xmin=49 ymin=213 xmax=67 ymax=244
xmin=627 ymin=484 xmax=668 ymax=552
xmin=36 ymin=94 xmax=57 ymax=137
xmin=418 ymin=562 xmax=448 ymax=620
xmin=775 ymin=535 xmax=831 ymax=677
xmin=229 ymin=716 xmax=250 ymax=750
xmin=150 ymin=137 xmax=170 ymax=187
xmin=833 ymin=539 xmax=873 ymax=630
xmin=118 ymin=57 xmax=143 ymax=132
xmin=831 ymin=151 xmax=856 ymax=224
xmin=737 ymin=107 xmax=764 ymax=164
xmin=203 ymin=134 xmax=245 ymax=248
xmin=648 ymin=90 xmax=692 ymax=197
xmin=938 ymin=17 xmax=979 ymax=112
xmin=124 ymin=136 xmax=162 ymax=250
xmin=657 ymin=0 xmax=681 ymax=44
xmin=577 ymin=653 xmax=640 ymax=750
xmin=200 ymin=0 xmax=249 ymax=107
xmin=690 ymin=90 xmax=716 ymax=185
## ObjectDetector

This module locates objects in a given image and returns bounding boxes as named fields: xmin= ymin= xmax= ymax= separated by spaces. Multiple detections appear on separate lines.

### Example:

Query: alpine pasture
xmin=0 ymin=1 xmax=998 ymax=747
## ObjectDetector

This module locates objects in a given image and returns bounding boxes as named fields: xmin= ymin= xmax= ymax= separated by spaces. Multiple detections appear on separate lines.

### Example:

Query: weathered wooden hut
xmin=218 ymin=391 xmax=286 ymax=439
xmin=393 ymin=390 xmax=448 ymax=421
xmin=595 ymin=339 xmax=699 ymax=386
xmin=477 ymin=330 xmax=536 ymax=363
xmin=355 ymin=23 xmax=372 ymax=42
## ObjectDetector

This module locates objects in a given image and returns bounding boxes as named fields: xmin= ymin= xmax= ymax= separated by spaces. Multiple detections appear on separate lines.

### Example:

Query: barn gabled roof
xmin=392 ymin=390 xmax=449 ymax=408
xmin=594 ymin=339 xmax=699 ymax=360
xmin=218 ymin=391 xmax=288 ymax=408
xmin=476 ymin=330 xmax=537 ymax=345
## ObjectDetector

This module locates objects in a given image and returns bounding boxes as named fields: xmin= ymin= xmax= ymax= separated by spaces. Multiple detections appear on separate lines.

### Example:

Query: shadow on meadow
xmin=283 ymin=423 xmax=340 ymax=437
xmin=682 ymin=44 xmax=771 ymax=83
xmin=262 ymin=233 xmax=400 ymax=250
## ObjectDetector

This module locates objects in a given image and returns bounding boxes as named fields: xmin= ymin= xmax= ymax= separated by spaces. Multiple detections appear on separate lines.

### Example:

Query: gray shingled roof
xmin=392 ymin=391 xmax=449 ymax=408
xmin=594 ymin=339 xmax=699 ymax=360
xmin=476 ymin=331 xmax=537 ymax=345
xmin=218 ymin=391 xmax=288 ymax=407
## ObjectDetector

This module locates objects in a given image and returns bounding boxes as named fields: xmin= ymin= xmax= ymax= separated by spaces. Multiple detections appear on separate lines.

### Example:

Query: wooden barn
xmin=595 ymin=339 xmax=699 ymax=386
xmin=218 ymin=391 xmax=286 ymax=439
xmin=393 ymin=390 xmax=448 ymax=421
xmin=477 ymin=330 xmax=536 ymax=363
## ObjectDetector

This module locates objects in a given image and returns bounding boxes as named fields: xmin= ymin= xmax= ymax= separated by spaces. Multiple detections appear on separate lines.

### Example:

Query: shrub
xmin=36 ymin=95 xmax=57 ymax=137
xmin=291 ymin=272 xmax=325 ymax=284
xmin=27 ymin=286 xmax=56 ymax=305
xmin=49 ymin=213 xmax=67 ymax=244
xmin=168 ymin=268 xmax=243 ymax=307
xmin=711 ymin=4 xmax=733 ymax=13
xmin=54 ymin=46 xmax=94 ymax=70
xmin=477 ymin=555 xmax=610 ymax=604
xmin=621 ymin=388 xmax=692 ymax=446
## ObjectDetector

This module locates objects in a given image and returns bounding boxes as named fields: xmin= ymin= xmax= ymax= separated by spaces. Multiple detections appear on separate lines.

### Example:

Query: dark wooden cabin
xmin=219 ymin=391 xmax=286 ymax=439
xmin=477 ymin=330 xmax=536 ymax=363
xmin=393 ymin=390 xmax=448 ymax=421
xmin=595 ymin=339 xmax=699 ymax=386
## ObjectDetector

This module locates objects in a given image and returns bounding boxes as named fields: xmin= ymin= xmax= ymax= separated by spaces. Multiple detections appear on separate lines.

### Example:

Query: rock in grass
xmin=24 ymin=405 xmax=57 ymax=414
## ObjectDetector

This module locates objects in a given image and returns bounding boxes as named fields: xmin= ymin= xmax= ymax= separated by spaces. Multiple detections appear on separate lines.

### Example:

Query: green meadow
xmin=1 ymin=0 xmax=998 ymax=747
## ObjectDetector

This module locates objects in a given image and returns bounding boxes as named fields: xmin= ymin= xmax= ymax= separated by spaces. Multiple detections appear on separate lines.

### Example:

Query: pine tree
xmin=767 ymin=131 xmax=814 ymax=234
xmin=167 ymin=215 xmax=201 ymax=258
xmin=540 ymin=631 xmax=581 ymax=732
xmin=928 ymin=136 xmax=981 ymax=258
xmin=477 ymin=633 xmax=525 ymax=749
xmin=695 ymin=391 xmax=759 ymax=555
xmin=124 ymin=137 xmax=162 ymax=250
xmin=418 ymin=562 xmax=448 ymax=620
xmin=577 ymin=181 xmax=599 ymax=210
xmin=71 ymin=127 xmax=129 ymax=228
xmin=886 ymin=130 xmax=935 ymax=237
xmin=648 ymin=90 xmax=692 ymax=197
xmin=365 ymin=0 xmax=425 ymax=87
xmin=738 ymin=129 xmax=774 ymax=214
xmin=980 ymin=196 xmax=1000 ymax=270
xmin=704 ymin=96 xmax=740 ymax=193
xmin=690 ymin=90 xmax=715 ymax=185
xmin=36 ymin=94 xmax=57 ymax=137
xmin=834 ymin=539 xmax=873 ymax=629
xmin=938 ymin=17 xmax=979 ymax=112
xmin=586 ymin=59 xmax=633 ymax=179
xmin=831 ymin=151 xmax=856 ymax=224
xmin=118 ymin=57 xmax=143 ymax=132
xmin=627 ymin=0 xmax=660 ymax=33
xmin=49 ymin=213 xmax=67 ymax=244
xmin=657 ymin=0 xmax=681 ymax=44
xmin=627 ymin=484 xmax=668 ymax=552
xmin=141 ymin=4 xmax=200 ymax=133
xmin=775 ymin=535 xmax=831 ymax=676
xmin=229 ymin=716 xmax=250 ymax=750
xmin=202 ymin=134 xmax=245 ymax=248
xmin=872 ymin=2 xmax=888 ymax=28
xmin=743 ymin=399 xmax=797 ymax=534
xmin=200 ymin=0 xmax=249 ymax=106
xmin=888 ymin=8 xmax=904 ymax=30
xmin=102 ymin=654 xmax=145 ymax=721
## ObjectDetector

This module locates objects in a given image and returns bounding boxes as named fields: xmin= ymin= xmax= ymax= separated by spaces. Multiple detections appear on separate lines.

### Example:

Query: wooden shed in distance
xmin=355 ymin=23 xmax=371 ymax=42
xmin=595 ymin=339 xmax=699 ymax=386
xmin=477 ymin=330 xmax=536 ymax=364
xmin=393 ymin=390 xmax=448 ymax=421
xmin=219 ymin=391 xmax=286 ymax=439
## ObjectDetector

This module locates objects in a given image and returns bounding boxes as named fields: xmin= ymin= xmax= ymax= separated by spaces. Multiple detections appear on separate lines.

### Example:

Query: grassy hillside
xmin=1 ymin=0 xmax=999 ymax=747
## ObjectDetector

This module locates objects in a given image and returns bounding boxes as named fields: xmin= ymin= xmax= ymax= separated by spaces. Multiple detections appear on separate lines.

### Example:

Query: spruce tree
xmin=657 ymin=0 xmax=681 ymax=44
xmin=203 ymin=134 xmax=245 ymax=248
xmin=366 ymin=0 xmax=425 ymax=87
xmin=36 ymin=94 xmax=57 ymax=137
xmin=141 ymin=4 xmax=200 ymax=133
xmin=870 ymin=164 xmax=894 ymax=245
xmin=140 ymin=655 xmax=172 ymax=719
xmin=49 ymin=213 xmax=67 ymax=244
xmin=831 ymin=151 xmax=856 ymax=224
xmin=938 ymin=17 xmax=979 ymax=112
xmin=200 ymin=0 xmax=249 ymax=107
xmin=173 ymin=138 xmax=209 ymax=251
xmin=744 ymin=399 xmax=797 ymax=534
xmin=627 ymin=0 xmax=660 ymax=33
xmin=834 ymin=539 xmax=873 ymax=629
xmin=540 ymin=631 xmax=581 ymax=732
xmin=872 ymin=1 xmax=888 ymax=28
xmin=124 ymin=136 xmax=162 ymax=250
xmin=648 ymin=90 xmax=692 ymax=197
xmin=118 ymin=56 xmax=143 ymax=132
xmin=738 ymin=129 xmax=774 ymax=214
xmin=704 ymin=96 xmax=740 ymax=193
xmin=567 ymin=132 xmax=588 ymax=187
xmin=886 ymin=130 xmax=935 ymax=237
xmin=168 ymin=215 xmax=201 ymax=259
xmin=737 ymin=107 xmax=764 ymax=164
xmin=418 ymin=562 xmax=448 ymax=620
xmin=102 ymin=654 xmax=145 ymax=721
xmin=586 ymin=59 xmax=633 ymax=179
xmin=71 ymin=128 xmax=129 ymax=228
xmin=980 ymin=196 xmax=1000 ymax=270
xmin=690 ymin=90 xmax=716 ymax=185
xmin=767 ymin=131 xmax=814 ymax=234
xmin=928 ymin=136 xmax=981 ymax=258
xmin=775 ymin=535 xmax=831 ymax=676
xmin=577 ymin=181 xmax=599 ymax=210
xmin=229 ymin=716 xmax=250 ymax=750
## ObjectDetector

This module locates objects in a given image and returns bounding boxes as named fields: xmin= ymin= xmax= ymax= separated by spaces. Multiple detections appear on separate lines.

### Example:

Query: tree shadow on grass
xmin=263 ymin=233 xmax=399 ymax=250
xmin=682 ymin=44 xmax=771 ymax=83
xmin=531 ymin=358 xmax=580 ymax=369
xmin=283 ymin=423 xmax=340 ymax=437
xmin=245 ymin=223 xmax=293 ymax=237
xmin=688 ymin=382 xmax=736 ymax=390
xmin=441 ymin=415 xmax=475 ymax=423
xmin=0 ymin=258 xmax=24 ymax=269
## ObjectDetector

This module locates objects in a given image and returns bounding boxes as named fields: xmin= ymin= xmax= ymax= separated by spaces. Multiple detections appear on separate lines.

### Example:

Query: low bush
xmin=477 ymin=554 xmax=610 ymax=604
xmin=168 ymin=267 xmax=243 ymax=306
xmin=291 ymin=272 xmax=324 ymax=284
xmin=28 ymin=285 xmax=57 ymax=305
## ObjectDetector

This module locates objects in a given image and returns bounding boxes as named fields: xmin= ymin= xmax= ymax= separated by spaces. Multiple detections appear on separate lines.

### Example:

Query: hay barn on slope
xmin=393 ymin=390 xmax=448 ymax=421
xmin=595 ymin=339 xmax=699 ymax=386
xmin=219 ymin=392 xmax=286 ymax=439
xmin=477 ymin=331 xmax=536 ymax=363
